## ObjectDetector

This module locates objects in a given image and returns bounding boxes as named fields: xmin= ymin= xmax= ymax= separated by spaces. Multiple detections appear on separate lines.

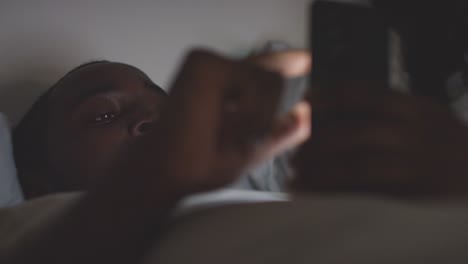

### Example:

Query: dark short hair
xmin=13 ymin=61 xmax=111 ymax=177
xmin=12 ymin=61 xmax=167 ymax=192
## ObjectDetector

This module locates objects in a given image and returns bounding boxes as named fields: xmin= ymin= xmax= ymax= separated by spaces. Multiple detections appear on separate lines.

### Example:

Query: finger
xmin=310 ymin=118 xmax=420 ymax=156
xmin=220 ymin=60 xmax=283 ymax=151
xmin=160 ymin=49 xmax=237 ymax=172
xmin=310 ymin=85 xmax=452 ymax=124
xmin=291 ymin=149 xmax=430 ymax=197
xmin=291 ymin=139 xmax=454 ymax=198
xmin=248 ymin=50 xmax=312 ymax=78
xmin=294 ymin=113 xmax=427 ymax=174
xmin=168 ymin=49 xmax=234 ymax=109
xmin=290 ymin=117 xmax=438 ymax=196
xmin=264 ymin=101 xmax=311 ymax=153
xmin=247 ymin=101 xmax=311 ymax=166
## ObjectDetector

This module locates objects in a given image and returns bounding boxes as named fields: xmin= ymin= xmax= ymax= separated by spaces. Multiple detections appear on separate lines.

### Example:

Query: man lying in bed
xmin=5 ymin=45 xmax=468 ymax=264
xmin=2 ymin=49 xmax=311 ymax=264
xmin=12 ymin=55 xmax=305 ymax=200
xmin=6 ymin=2 xmax=468 ymax=263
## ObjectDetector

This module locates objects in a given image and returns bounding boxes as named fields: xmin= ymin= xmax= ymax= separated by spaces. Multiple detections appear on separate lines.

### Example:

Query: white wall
xmin=0 ymin=0 xmax=310 ymax=123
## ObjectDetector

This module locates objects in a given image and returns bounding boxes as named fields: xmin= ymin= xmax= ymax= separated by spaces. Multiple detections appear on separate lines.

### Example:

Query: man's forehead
xmin=52 ymin=62 xmax=148 ymax=96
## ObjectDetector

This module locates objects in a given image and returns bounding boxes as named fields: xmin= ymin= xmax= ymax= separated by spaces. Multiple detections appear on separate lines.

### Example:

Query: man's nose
xmin=129 ymin=112 xmax=159 ymax=137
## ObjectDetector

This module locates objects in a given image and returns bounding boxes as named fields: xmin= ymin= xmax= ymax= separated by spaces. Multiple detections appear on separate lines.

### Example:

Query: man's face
xmin=46 ymin=62 xmax=167 ymax=191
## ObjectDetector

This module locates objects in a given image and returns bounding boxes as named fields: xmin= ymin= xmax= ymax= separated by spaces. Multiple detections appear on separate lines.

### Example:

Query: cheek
xmin=76 ymin=127 xmax=128 ymax=173
xmin=50 ymin=125 xmax=129 ymax=189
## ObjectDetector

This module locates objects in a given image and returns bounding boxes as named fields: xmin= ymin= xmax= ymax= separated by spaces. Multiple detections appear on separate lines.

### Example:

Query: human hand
xmin=127 ymin=49 xmax=311 ymax=198
xmin=291 ymin=84 xmax=468 ymax=198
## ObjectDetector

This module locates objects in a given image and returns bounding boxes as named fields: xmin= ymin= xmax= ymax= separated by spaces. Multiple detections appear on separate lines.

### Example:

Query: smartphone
xmin=255 ymin=41 xmax=309 ymax=116
xmin=310 ymin=0 xmax=390 ymax=87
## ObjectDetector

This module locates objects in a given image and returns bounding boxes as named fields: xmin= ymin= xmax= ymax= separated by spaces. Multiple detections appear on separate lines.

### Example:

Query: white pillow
xmin=0 ymin=113 xmax=24 ymax=207
xmin=176 ymin=189 xmax=288 ymax=216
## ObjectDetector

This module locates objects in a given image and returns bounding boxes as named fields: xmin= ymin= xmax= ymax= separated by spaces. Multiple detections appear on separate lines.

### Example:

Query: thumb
xmin=249 ymin=50 xmax=312 ymax=78
xmin=251 ymin=101 xmax=311 ymax=165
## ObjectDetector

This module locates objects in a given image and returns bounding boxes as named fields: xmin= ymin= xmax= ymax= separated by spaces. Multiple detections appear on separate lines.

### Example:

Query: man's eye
xmin=91 ymin=112 xmax=117 ymax=125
